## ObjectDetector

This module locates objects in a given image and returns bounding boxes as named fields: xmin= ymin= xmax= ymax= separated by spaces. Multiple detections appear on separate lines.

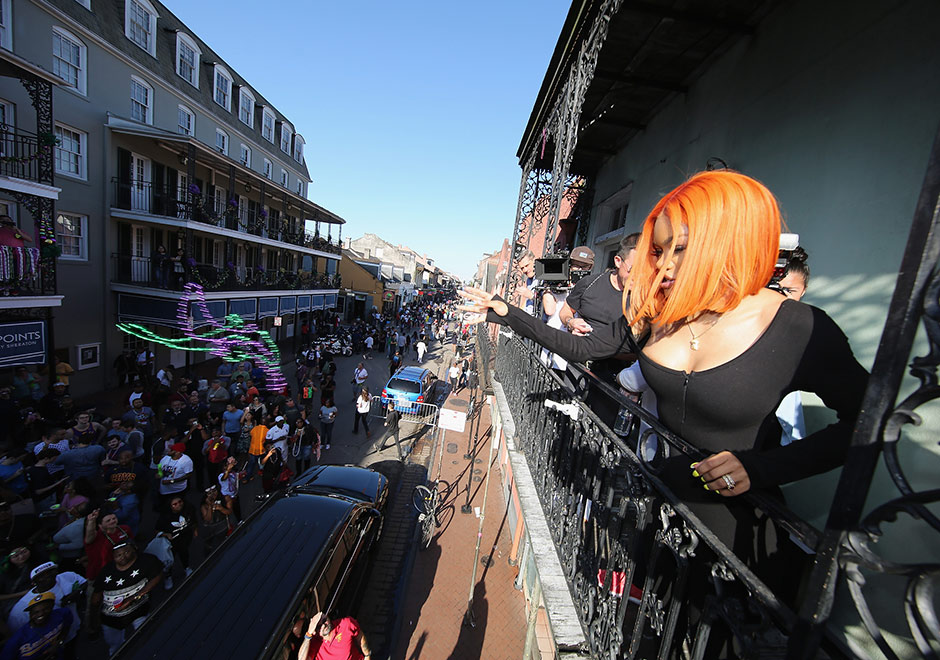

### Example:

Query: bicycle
xmin=412 ymin=421 xmax=449 ymax=549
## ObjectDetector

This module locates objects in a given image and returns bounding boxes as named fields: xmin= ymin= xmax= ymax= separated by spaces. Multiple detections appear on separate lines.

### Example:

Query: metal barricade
xmin=369 ymin=395 xmax=439 ymax=427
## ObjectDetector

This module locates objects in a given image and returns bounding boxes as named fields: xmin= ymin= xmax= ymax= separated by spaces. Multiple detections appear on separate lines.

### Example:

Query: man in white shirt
xmin=353 ymin=363 xmax=368 ymax=401
xmin=364 ymin=335 xmax=374 ymax=358
xmin=157 ymin=443 xmax=193 ymax=499
xmin=266 ymin=416 xmax=290 ymax=455
xmin=415 ymin=340 xmax=427 ymax=364
xmin=7 ymin=562 xmax=85 ymax=645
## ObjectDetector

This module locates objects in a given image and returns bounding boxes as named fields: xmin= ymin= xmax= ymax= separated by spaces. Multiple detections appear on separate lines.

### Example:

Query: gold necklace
xmin=686 ymin=314 xmax=720 ymax=351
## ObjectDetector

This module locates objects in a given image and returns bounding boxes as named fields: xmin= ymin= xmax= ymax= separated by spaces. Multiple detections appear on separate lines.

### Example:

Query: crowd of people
xmin=0 ymin=292 xmax=468 ymax=658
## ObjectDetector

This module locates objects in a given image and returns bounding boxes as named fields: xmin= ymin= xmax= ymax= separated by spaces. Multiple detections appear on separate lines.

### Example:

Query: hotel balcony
xmin=110 ymin=253 xmax=340 ymax=293
xmin=110 ymin=178 xmax=342 ymax=254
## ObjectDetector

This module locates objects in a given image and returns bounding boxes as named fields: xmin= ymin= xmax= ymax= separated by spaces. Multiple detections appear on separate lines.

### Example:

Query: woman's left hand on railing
xmin=458 ymin=287 xmax=508 ymax=324
xmin=692 ymin=451 xmax=751 ymax=496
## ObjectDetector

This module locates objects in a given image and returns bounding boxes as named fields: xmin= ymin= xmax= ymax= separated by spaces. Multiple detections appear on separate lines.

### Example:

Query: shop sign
xmin=0 ymin=321 xmax=46 ymax=368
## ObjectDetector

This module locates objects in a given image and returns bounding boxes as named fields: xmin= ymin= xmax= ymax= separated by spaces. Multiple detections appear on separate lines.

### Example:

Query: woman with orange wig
xmin=459 ymin=170 xmax=867 ymax=554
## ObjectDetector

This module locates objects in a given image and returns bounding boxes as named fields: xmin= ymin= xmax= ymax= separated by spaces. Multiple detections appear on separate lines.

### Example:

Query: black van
xmin=114 ymin=465 xmax=388 ymax=660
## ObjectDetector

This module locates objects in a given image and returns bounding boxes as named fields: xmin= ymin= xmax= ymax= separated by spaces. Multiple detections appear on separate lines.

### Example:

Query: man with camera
xmin=556 ymin=234 xmax=642 ymax=424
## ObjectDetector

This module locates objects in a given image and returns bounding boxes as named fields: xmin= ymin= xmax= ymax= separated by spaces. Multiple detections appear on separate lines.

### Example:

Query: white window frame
xmin=263 ymin=158 xmax=273 ymax=180
xmin=177 ymin=104 xmax=194 ymax=136
xmin=0 ymin=99 xmax=13 ymax=159
xmin=0 ymin=0 xmax=12 ymax=51
xmin=238 ymin=88 xmax=255 ymax=128
xmin=55 ymin=212 xmax=88 ymax=261
xmin=293 ymin=134 xmax=305 ymax=163
xmin=213 ymin=64 xmax=232 ymax=111
xmin=261 ymin=107 xmax=275 ymax=143
xmin=215 ymin=128 xmax=228 ymax=156
xmin=280 ymin=169 xmax=288 ymax=188
xmin=279 ymin=121 xmax=293 ymax=154
xmin=239 ymin=144 xmax=250 ymax=167
xmin=54 ymin=123 xmax=86 ymax=180
xmin=175 ymin=32 xmax=201 ymax=88
xmin=130 ymin=75 xmax=153 ymax=125
xmin=52 ymin=27 xmax=87 ymax=95
xmin=296 ymin=180 xmax=305 ymax=196
xmin=124 ymin=0 xmax=158 ymax=58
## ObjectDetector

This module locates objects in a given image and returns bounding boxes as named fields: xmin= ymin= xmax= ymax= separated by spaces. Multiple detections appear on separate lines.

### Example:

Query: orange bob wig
xmin=627 ymin=170 xmax=782 ymax=327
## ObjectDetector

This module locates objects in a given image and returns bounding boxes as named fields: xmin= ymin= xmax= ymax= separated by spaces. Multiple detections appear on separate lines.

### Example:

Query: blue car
xmin=382 ymin=366 xmax=433 ymax=412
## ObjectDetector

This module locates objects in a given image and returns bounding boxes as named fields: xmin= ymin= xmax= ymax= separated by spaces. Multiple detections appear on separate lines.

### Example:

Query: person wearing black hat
xmin=1 ymin=591 xmax=71 ymax=659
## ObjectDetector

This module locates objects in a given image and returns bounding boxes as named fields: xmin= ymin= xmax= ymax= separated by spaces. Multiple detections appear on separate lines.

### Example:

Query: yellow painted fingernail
xmin=700 ymin=476 xmax=706 ymax=482
xmin=692 ymin=470 xmax=700 ymax=478
xmin=703 ymin=484 xmax=709 ymax=491
xmin=690 ymin=463 xmax=697 ymax=469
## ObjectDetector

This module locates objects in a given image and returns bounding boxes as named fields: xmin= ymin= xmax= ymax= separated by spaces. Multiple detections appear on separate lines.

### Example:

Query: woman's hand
xmin=692 ymin=451 xmax=751 ymax=496
xmin=457 ymin=287 xmax=508 ymax=324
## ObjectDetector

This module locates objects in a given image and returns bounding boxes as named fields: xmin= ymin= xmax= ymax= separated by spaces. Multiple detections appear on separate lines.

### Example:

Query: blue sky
xmin=168 ymin=1 xmax=571 ymax=280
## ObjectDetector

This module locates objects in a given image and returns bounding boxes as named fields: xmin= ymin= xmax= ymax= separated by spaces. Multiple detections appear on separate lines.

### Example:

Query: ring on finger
xmin=721 ymin=474 xmax=736 ymax=491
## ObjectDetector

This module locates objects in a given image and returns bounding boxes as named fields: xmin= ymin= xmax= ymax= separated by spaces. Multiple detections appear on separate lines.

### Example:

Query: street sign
xmin=438 ymin=408 xmax=467 ymax=432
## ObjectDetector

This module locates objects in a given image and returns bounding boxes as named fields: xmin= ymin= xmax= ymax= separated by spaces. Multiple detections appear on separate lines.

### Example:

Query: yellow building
xmin=338 ymin=250 xmax=384 ymax=320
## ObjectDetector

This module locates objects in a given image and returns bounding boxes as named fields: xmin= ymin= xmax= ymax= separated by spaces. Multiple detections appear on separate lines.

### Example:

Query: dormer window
xmin=293 ymin=134 xmax=305 ymax=163
xmin=279 ymin=122 xmax=293 ymax=154
xmin=213 ymin=64 xmax=232 ymax=111
xmin=175 ymin=32 xmax=200 ymax=88
xmin=125 ymin=0 xmax=158 ymax=57
xmin=261 ymin=108 xmax=275 ymax=142
xmin=238 ymin=88 xmax=255 ymax=128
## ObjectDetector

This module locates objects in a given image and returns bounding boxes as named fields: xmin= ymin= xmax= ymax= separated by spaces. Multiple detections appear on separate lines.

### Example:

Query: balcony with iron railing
xmin=0 ymin=245 xmax=56 ymax=298
xmin=476 ymin=315 xmax=933 ymax=659
xmin=110 ymin=178 xmax=342 ymax=254
xmin=110 ymin=253 xmax=340 ymax=293
xmin=0 ymin=124 xmax=56 ymax=187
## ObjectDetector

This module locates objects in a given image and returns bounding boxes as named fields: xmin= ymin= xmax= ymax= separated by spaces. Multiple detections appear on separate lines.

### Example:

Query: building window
xmin=0 ymin=0 xmax=11 ymax=51
xmin=215 ymin=128 xmax=228 ymax=155
xmin=263 ymin=158 xmax=272 ymax=180
xmin=239 ymin=144 xmax=250 ymax=167
xmin=56 ymin=212 xmax=87 ymax=260
xmin=279 ymin=122 xmax=292 ymax=154
xmin=125 ymin=0 xmax=158 ymax=57
xmin=280 ymin=169 xmax=288 ymax=188
xmin=296 ymin=180 xmax=305 ymax=196
xmin=130 ymin=76 xmax=153 ymax=124
xmin=54 ymin=123 xmax=86 ymax=179
xmin=213 ymin=65 xmax=232 ymax=111
xmin=261 ymin=107 xmax=275 ymax=143
xmin=177 ymin=104 xmax=194 ymax=136
xmin=609 ymin=203 xmax=628 ymax=233
xmin=293 ymin=134 xmax=304 ymax=163
xmin=238 ymin=88 xmax=254 ymax=128
xmin=175 ymin=33 xmax=200 ymax=88
xmin=74 ymin=0 xmax=91 ymax=9
xmin=52 ymin=28 xmax=86 ymax=95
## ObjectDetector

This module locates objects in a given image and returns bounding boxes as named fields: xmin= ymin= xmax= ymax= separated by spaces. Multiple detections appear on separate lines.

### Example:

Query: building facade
xmin=1 ymin=0 xmax=344 ymax=396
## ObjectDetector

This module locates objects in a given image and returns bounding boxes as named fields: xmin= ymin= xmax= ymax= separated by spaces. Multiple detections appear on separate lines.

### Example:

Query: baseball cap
xmin=170 ymin=442 xmax=187 ymax=453
xmin=25 ymin=592 xmax=55 ymax=609
xmin=570 ymin=246 xmax=595 ymax=267
xmin=275 ymin=416 xmax=285 ymax=422
xmin=30 ymin=562 xmax=57 ymax=580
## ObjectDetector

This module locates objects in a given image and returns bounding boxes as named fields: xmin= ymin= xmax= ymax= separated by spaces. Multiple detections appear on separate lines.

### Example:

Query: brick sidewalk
xmin=392 ymin=384 xmax=527 ymax=660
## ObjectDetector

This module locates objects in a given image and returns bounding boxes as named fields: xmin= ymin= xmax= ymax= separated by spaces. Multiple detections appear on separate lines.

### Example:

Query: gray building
xmin=0 ymin=0 xmax=345 ymax=396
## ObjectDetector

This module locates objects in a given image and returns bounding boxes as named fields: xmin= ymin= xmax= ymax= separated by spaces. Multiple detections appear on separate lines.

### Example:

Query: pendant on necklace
xmin=689 ymin=338 xmax=700 ymax=351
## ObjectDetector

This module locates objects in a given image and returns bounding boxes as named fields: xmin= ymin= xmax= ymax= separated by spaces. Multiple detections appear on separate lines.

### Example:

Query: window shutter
xmin=117 ymin=148 xmax=132 ymax=208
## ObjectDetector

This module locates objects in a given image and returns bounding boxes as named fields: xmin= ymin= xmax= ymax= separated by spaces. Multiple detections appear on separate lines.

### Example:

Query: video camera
xmin=534 ymin=246 xmax=595 ymax=291
xmin=768 ymin=233 xmax=800 ymax=292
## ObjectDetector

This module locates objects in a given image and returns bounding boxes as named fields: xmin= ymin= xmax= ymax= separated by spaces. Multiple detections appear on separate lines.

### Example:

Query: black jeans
xmin=353 ymin=411 xmax=370 ymax=434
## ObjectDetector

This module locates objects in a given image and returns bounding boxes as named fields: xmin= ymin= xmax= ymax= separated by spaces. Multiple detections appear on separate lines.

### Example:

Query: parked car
xmin=114 ymin=465 xmax=388 ymax=660
xmin=382 ymin=366 xmax=433 ymax=412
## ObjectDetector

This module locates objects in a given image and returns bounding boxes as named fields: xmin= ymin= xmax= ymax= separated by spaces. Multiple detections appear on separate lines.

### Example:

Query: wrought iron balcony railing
xmin=111 ymin=253 xmax=340 ymax=293
xmin=480 ymin=329 xmax=854 ymax=659
xmin=0 ymin=246 xmax=55 ymax=297
xmin=110 ymin=178 xmax=342 ymax=254
xmin=0 ymin=124 xmax=56 ymax=185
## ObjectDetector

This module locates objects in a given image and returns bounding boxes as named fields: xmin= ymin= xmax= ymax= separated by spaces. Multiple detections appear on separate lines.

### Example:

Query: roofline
xmin=516 ymin=0 xmax=598 ymax=163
